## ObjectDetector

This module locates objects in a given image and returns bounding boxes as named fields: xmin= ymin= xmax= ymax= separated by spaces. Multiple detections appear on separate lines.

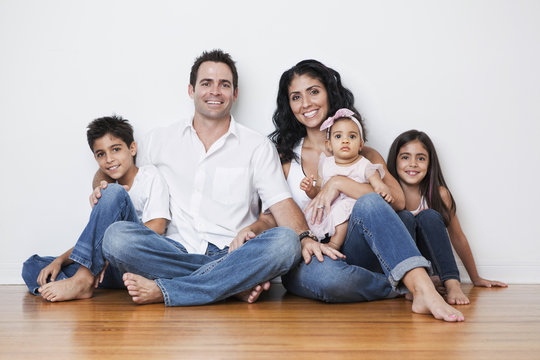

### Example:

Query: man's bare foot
xmin=123 ymin=273 xmax=164 ymax=304
xmin=234 ymin=281 xmax=271 ymax=303
xmin=403 ymin=268 xmax=465 ymax=322
xmin=38 ymin=267 xmax=95 ymax=302
xmin=445 ymin=279 xmax=470 ymax=305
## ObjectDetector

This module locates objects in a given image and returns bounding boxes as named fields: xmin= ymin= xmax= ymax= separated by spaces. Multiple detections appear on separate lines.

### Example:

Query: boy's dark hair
xmin=189 ymin=49 xmax=238 ymax=90
xmin=87 ymin=115 xmax=134 ymax=152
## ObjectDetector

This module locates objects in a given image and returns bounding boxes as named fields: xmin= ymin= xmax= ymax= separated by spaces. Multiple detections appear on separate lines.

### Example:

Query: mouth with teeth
xmin=107 ymin=165 xmax=120 ymax=172
xmin=206 ymin=100 xmax=223 ymax=105
xmin=405 ymin=170 xmax=419 ymax=176
xmin=303 ymin=109 xmax=318 ymax=118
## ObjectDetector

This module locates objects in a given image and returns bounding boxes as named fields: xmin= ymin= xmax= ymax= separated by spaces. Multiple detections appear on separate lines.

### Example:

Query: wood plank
xmin=0 ymin=284 xmax=539 ymax=359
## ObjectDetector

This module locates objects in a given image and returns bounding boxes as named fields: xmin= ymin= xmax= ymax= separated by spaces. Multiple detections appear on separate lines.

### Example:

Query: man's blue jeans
xmin=398 ymin=209 xmax=461 ymax=283
xmin=282 ymin=193 xmax=431 ymax=303
xmin=21 ymin=184 xmax=136 ymax=294
xmin=102 ymin=223 xmax=301 ymax=306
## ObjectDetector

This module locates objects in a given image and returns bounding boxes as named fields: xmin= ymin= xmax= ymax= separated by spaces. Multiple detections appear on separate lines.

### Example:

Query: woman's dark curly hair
xmin=269 ymin=59 xmax=365 ymax=163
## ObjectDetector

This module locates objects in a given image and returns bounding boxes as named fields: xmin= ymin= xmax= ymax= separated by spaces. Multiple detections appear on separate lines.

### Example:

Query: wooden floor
xmin=0 ymin=284 xmax=539 ymax=360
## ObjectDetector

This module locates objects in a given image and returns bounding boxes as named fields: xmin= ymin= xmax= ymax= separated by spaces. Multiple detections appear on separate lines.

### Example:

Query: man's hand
xmin=229 ymin=228 xmax=257 ymax=253
xmin=300 ymin=237 xmax=345 ymax=264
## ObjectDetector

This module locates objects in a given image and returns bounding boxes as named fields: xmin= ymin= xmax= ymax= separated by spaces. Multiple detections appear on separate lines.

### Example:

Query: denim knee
xmin=102 ymin=221 xmax=132 ymax=258
xmin=397 ymin=210 xmax=416 ymax=239
xmin=264 ymin=227 xmax=301 ymax=268
xmin=97 ymin=183 xmax=129 ymax=208
xmin=416 ymin=209 xmax=445 ymax=227
xmin=353 ymin=192 xmax=385 ymax=213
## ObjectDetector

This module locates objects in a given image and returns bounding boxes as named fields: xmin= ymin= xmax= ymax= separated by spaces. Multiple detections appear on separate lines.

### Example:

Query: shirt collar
xmin=180 ymin=114 xmax=239 ymax=141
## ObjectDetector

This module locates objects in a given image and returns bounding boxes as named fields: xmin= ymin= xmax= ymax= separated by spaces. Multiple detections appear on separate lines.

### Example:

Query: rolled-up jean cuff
xmin=389 ymin=256 xmax=432 ymax=293
xmin=68 ymin=254 xmax=94 ymax=275
xmin=154 ymin=278 xmax=170 ymax=306
xmin=440 ymin=273 xmax=461 ymax=283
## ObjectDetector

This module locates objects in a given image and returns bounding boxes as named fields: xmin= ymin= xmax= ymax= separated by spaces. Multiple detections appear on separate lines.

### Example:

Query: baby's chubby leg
xmin=328 ymin=222 xmax=348 ymax=251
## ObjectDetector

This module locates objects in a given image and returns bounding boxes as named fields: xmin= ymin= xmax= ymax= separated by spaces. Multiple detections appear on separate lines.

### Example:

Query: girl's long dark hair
xmin=387 ymin=130 xmax=456 ymax=226
xmin=269 ymin=59 xmax=364 ymax=163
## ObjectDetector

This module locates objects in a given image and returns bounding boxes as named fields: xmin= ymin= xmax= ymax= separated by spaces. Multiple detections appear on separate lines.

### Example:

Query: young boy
xmin=22 ymin=115 xmax=170 ymax=302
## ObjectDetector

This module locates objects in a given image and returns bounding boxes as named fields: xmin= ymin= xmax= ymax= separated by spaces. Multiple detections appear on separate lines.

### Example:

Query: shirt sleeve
xmin=141 ymin=167 xmax=171 ymax=223
xmin=252 ymin=139 xmax=292 ymax=212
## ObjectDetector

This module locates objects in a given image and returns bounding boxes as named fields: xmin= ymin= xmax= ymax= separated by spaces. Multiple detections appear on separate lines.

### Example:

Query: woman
xmin=268 ymin=59 xmax=464 ymax=322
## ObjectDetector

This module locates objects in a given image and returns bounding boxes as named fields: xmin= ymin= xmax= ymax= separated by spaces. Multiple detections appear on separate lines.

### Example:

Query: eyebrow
xmin=93 ymin=143 xmax=124 ymax=154
xmin=289 ymin=85 xmax=322 ymax=96
xmin=399 ymin=151 xmax=428 ymax=157
xmin=199 ymin=78 xmax=232 ymax=84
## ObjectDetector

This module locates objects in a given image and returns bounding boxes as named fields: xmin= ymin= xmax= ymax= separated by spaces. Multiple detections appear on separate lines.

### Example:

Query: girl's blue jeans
xmin=282 ymin=193 xmax=431 ymax=303
xmin=398 ymin=209 xmax=461 ymax=283
xmin=21 ymin=184 xmax=138 ymax=294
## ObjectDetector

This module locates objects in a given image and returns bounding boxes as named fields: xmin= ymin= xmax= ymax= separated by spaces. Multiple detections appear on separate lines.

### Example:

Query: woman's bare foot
xmin=445 ymin=279 xmax=470 ymax=305
xmin=38 ymin=266 xmax=95 ymax=302
xmin=403 ymin=268 xmax=465 ymax=322
xmin=234 ymin=281 xmax=271 ymax=303
xmin=123 ymin=273 xmax=164 ymax=304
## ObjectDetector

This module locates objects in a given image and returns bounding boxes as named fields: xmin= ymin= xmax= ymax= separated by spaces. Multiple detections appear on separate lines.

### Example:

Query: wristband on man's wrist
xmin=298 ymin=230 xmax=318 ymax=242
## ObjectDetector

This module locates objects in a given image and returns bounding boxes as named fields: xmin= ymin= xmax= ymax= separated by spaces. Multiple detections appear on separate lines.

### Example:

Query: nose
xmin=301 ymin=94 xmax=311 ymax=108
xmin=210 ymin=83 xmax=221 ymax=95
xmin=105 ymin=152 xmax=114 ymax=163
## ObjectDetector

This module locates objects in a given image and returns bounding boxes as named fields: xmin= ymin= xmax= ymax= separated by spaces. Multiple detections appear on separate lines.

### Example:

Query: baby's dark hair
xmin=87 ymin=115 xmax=134 ymax=152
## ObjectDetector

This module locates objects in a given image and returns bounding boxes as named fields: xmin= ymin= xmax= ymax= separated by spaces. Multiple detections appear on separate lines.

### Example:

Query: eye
xmin=335 ymin=134 xmax=341 ymax=139
xmin=310 ymin=88 xmax=319 ymax=95
xmin=350 ymin=134 xmax=356 ymax=139
xmin=291 ymin=95 xmax=300 ymax=101
xmin=201 ymin=82 xmax=209 ymax=87
xmin=222 ymin=83 xmax=230 ymax=88
xmin=418 ymin=156 xmax=426 ymax=161
xmin=113 ymin=147 xmax=122 ymax=152
xmin=95 ymin=152 xmax=104 ymax=158
xmin=400 ymin=155 xmax=409 ymax=160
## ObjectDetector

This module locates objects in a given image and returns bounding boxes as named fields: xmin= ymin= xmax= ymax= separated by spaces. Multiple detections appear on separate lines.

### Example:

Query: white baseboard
xmin=2 ymin=262 xmax=539 ymax=285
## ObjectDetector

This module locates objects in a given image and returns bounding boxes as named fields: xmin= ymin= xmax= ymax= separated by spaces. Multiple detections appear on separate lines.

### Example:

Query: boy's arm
xmin=37 ymin=247 xmax=75 ymax=286
xmin=144 ymin=218 xmax=168 ymax=235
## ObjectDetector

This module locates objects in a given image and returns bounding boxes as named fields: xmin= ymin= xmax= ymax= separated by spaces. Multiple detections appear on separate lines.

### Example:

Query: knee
xmin=352 ymin=192 xmax=386 ymax=213
xmin=266 ymin=227 xmax=301 ymax=264
xmin=96 ymin=183 xmax=129 ymax=207
xmin=416 ymin=209 xmax=444 ymax=226
xmin=102 ymin=221 xmax=133 ymax=258
xmin=397 ymin=210 xmax=415 ymax=226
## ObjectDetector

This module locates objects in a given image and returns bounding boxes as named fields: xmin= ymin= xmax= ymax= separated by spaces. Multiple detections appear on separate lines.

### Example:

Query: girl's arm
xmin=442 ymin=187 xmax=507 ymax=288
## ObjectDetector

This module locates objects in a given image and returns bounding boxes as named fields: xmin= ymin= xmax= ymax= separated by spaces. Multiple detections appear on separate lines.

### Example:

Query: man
xmin=92 ymin=49 xmax=342 ymax=306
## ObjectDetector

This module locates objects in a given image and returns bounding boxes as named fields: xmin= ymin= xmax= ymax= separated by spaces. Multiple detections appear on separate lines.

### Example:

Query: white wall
xmin=1 ymin=0 xmax=539 ymax=284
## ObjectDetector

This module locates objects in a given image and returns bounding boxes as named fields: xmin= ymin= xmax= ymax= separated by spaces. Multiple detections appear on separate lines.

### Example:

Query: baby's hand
xmin=300 ymin=175 xmax=315 ymax=193
xmin=374 ymin=184 xmax=394 ymax=204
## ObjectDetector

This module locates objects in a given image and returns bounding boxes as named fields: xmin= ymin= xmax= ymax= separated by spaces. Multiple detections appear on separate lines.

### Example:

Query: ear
xmin=188 ymin=84 xmax=194 ymax=99
xmin=358 ymin=139 xmax=364 ymax=153
xmin=233 ymin=87 xmax=238 ymax=102
xmin=129 ymin=141 xmax=137 ymax=156
xmin=325 ymin=139 xmax=332 ymax=154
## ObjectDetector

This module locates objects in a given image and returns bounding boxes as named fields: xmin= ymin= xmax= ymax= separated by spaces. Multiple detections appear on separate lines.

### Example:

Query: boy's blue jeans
xmin=398 ymin=209 xmax=461 ymax=283
xmin=21 ymin=184 xmax=137 ymax=294
xmin=282 ymin=193 xmax=431 ymax=303
xmin=102 ymin=224 xmax=301 ymax=306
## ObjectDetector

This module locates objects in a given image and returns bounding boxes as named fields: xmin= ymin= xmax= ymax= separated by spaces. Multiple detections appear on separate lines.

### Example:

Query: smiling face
xmin=327 ymin=118 xmax=363 ymax=165
xmin=93 ymin=134 xmax=137 ymax=185
xmin=189 ymin=61 xmax=238 ymax=123
xmin=396 ymin=139 xmax=430 ymax=186
xmin=288 ymin=74 xmax=329 ymax=129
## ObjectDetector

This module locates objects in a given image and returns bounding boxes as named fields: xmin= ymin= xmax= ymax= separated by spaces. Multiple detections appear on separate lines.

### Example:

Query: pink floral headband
xmin=319 ymin=108 xmax=363 ymax=139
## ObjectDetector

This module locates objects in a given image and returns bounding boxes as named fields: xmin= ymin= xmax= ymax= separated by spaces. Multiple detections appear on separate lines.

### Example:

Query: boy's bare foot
xmin=234 ymin=281 xmax=271 ymax=303
xmin=403 ymin=268 xmax=465 ymax=322
xmin=123 ymin=273 xmax=164 ymax=304
xmin=445 ymin=279 xmax=470 ymax=305
xmin=38 ymin=267 xmax=95 ymax=302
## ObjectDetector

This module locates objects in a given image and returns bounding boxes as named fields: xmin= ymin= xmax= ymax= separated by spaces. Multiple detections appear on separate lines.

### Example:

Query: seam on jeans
xmin=155 ymin=278 xmax=170 ymax=306
xmin=194 ymin=255 xmax=228 ymax=276
xmin=349 ymin=216 xmax=392 ymax=275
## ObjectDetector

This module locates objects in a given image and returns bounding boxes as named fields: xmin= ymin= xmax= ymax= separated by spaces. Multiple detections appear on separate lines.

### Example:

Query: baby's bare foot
xmin=123 ymin=273 xmax=164 ymax=304
xmin=235 ymin=281 xmax=271 ymax=303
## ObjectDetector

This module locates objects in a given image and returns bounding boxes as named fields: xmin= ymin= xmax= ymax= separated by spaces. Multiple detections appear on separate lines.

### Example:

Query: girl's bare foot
xmin=38 ymin=267 xmax=95 ymax=302
xmin=123 ymin=273 xmax=164 ymax=304
xmin=445 ymin=279 xmax=470 ymax=305
xmin=403 ymin=268 xmax=465 ymax=322
xmin=234 ymin=281 xmax=271 ymax=303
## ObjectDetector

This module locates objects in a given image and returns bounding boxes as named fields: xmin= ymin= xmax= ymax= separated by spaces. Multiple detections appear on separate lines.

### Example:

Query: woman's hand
xmin=304 ymin=176 xmax=340 ymax=224
xmin=301 ymin=237 xmax=345 ymax=264
xmin=37 ymin=258 xmax=63 ymax=286
xmin=473 ymin=277 xmax=508 ymax=288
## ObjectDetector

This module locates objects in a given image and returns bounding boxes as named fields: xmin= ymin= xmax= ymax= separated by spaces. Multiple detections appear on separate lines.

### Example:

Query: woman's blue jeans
xmin=282 ymin=193 xmax=431 ymax=303
xmin=101 ymin=223 xmax=301 ymax=307
xmin=21 ymin=184 xmax=136 ymax=294
xmin=398 ymin=209 xmax=460 ymax=283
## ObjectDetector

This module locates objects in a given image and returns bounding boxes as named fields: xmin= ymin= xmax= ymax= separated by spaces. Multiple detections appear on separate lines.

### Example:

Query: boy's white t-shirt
xmin=128 ymin=165 xmax=171 ymax=223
